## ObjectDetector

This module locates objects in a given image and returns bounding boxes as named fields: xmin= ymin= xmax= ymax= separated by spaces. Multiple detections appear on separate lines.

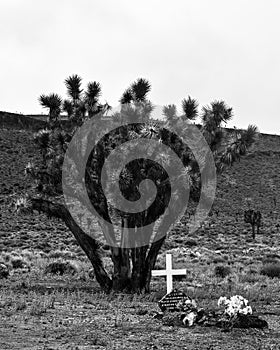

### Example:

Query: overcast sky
xmin=0 ymin=0 xmax=279 ymax=134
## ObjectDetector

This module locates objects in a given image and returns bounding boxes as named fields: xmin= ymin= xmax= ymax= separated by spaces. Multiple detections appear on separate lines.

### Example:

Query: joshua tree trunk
xmin=30 ymin=198 xmax=112 ymax=292
xmin=29 ymin=198 xmax=166 ymax=294
xmin=251 ymin=223 xmax=255 ymax=239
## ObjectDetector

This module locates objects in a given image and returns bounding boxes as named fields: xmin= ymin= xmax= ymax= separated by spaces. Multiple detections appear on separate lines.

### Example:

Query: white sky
xmin=0 ymin=0 xmax=280 ymax=134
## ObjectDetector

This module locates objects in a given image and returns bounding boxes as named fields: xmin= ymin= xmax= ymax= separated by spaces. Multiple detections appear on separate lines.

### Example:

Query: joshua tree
xmin=115 ymin=78 xmax=154 ymax=124
xmin=244 ymin=210 xmax=262 ymax=239
xmin=39 ymin=93 xmax=62 ymax=125
xmin=182 ymin=96 xmax=199 ymax=121
xmin=19 ymin=76 xmax=258 ymax=293
xmin=65 ymin=74 xmax=83 ymax=107
xmin=84 ymin=81 xmax=102 ymax=118
xmin=163 ymin=104 xmax=178 ymax=122
xmin=62 ymin=100 xmax=74 ymax=119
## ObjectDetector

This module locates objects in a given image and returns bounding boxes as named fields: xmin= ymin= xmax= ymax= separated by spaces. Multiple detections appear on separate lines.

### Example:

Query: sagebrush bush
xmin=214 ymin=265 xmax=231 ymax=278
xmin=260 ymin=263 xmax=280 ymax=278
xmin=48 ymin=249 xmax=76 ymax=260
xmin=11 ymin=257 xmax=29 ymax=269
xmin=213 ymin=257 xmax=226 ymax=264
xmin=0 ymin=252 xmax=12 ymax=262
xmin=262 ymin=253 xmax=280 ymax=265
xmin=0 ymin=262 xmax=9 ymax=279
xmin=30 ymin=299 xmax=51 ymax=316
xmin=185 ymin=239 xmax=198 ymax=247
xmin=239 ymin=272 xmax=260 ymax=284
xmin=88 ymin=268 xmax=95 ymax=279
xmin=45 ymin=260 xmax=78 ymax=275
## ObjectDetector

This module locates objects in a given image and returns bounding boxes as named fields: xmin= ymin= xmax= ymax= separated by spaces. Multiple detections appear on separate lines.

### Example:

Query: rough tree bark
xmin=30 ymin=197 xmax=167 ymax=293
xmin=31 ymin=198 xmax=112 ymax=293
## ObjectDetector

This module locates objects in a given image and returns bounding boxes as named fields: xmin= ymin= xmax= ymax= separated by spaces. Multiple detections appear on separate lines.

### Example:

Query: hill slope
xmin=1 ymin=119 xmax=280 ymax=253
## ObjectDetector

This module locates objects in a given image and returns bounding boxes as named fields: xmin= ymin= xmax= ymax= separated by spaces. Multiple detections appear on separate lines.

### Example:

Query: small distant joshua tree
xmin=182 ymin=96 xmax=199 ymax=121
xmin=163 ymin=104 xmax=178 ymax=122
xmin=243 ymin=197 xmax=262 ymax=239
xmin=244 ymin=209 xmax=262 ymax=239
xmin=18 ymin=75 xmax=258 ymax=293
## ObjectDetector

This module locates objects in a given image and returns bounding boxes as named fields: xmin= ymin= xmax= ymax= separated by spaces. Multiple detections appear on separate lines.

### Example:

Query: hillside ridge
xmin=1 ymin=113 xmax=280 ymax=253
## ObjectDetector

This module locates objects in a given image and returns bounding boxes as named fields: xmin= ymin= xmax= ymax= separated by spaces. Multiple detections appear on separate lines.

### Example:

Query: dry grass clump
xmin=48 ymin=249 xmax=77 ymax=260
xmin=29 ymin=295 xmax=55 ymax=316
xmin=0 ymin=251 xmax=30 ymax=274
xmin=212 ymin=257 xmax=226 ymax=264
xmin=238 ymin=270 xmax=260 ymax=284
xmin=0 ymin=291 xmax=27 ymax=314
xmin=262 ymin=253 xmax=280 ymax=265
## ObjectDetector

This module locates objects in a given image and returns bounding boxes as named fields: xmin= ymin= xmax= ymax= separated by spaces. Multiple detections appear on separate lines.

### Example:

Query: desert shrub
xmin=239 ymin=272 xmax=260 ymax=284
xmin=15 ymin=298 xmax=27 ymax=311
xmin=213 ymin=257 xmax=226 ymax=264
xmin=84 ymin=333 xmax=108 ymax=347
xmin=45 ymin=260 xmax=78 ymax=275
xmin=248 ymin=267 xmax=258 ymax=274
xmin=48 ymin=249 xmax=76 ymax=260
xmin=0 ymin=262 xmax=9 ymax=279
xmin=262 ymin=253 xmax=280 ymax=265
xmin=0 ymin=252 xmax=12 ymax=262
xmin=11 ymin=257 xmax=29 ymax=269
xmin=88 ymin=268 xmax=95 ymax=279
xmin=153 ymin=254 xmax=166 ymax=269
xmin=185 ymin=239 xmax=198 ymax=247
xmin=135 ymin=307 xmax=149 ymax=315
xmin=214 ymin=265 xmax=231 ymax=278
xmin=260 ymin=263 xmax=280 ymax=278
xmin=29 ymin=296 xmax=54 ymax=316
xmin=21 ymin=250 xmax=36 ymax=260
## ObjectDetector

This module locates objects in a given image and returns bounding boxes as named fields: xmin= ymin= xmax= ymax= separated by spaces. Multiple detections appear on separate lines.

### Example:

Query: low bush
xmin=262 ymin=253 xmax=280 ymax=265
xmin=185 ymin=239 xmax=198 ymax=247
xmin=260 ymin=263 xmax=280 ymax=278
xmin=214 ymin=265 xmax=231 ymax=278
xmin=213 ymin=257 xmax=226 ymax=264
xmin=29 ymin=296 xmax=54 ymax=316
xmin=88 ymin=268 xmax=95 ymax=279
xmin=239 ymin=272 xmax=260 ymax=284
xmin=48 ymin=249 xmax=76 ymax=260
xmin=11 ymin=257 xmax=29 ymax=269
xmin=0 ymin=262 xmax=9 ymax=279
xmin=45 ymin=260 xmax=78 ymax=275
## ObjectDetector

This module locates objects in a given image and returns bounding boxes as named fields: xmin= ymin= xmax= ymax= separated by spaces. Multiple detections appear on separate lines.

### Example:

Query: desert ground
xmin=1 ymin=126 xmax=280 ymax=349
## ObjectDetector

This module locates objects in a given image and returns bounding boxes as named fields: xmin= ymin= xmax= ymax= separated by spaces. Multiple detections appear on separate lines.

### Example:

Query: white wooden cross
xmin=152 ymin=254 xmax=187 ymax=294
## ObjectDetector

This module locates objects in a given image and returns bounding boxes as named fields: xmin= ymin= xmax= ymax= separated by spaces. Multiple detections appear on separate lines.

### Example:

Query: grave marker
xmin=152 ymin=253 xmax=187 ymax=294
xmin=158 ymin=289 xmax=187 ymax=312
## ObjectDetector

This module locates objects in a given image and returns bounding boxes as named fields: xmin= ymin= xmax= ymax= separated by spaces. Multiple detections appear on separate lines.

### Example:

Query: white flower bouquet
xmin=218 ymin=295 xmax=252 ymax=318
